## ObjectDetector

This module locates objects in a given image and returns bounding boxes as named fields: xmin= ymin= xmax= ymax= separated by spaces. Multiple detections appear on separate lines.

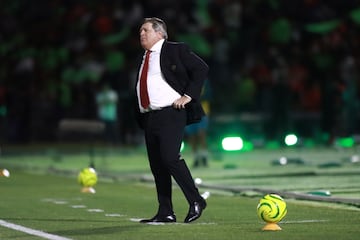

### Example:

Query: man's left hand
xmin=173 ymin=95 xmax=191 ymax=109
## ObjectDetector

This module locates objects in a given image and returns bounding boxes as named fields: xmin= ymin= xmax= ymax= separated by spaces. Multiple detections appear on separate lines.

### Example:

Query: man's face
xmin=139 ymin=22 xmax=163 ymax=50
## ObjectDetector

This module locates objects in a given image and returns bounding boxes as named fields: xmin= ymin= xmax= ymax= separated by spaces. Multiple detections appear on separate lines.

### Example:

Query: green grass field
xmin=1 ymin=144 xmax=360 ymax=239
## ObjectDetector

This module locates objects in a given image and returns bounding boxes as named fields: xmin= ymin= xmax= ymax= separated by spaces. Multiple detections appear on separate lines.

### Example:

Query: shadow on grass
xmin=50 ymin=224 xmax=142 ymax=237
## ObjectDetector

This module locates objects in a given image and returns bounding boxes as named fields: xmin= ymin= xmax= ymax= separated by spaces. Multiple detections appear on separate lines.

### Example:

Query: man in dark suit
xmin=135 ymin=17 xmax=208 ymax=223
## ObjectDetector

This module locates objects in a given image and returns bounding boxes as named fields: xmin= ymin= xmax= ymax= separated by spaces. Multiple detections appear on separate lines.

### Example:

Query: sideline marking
xmin=71 ymin=205 xmax=87 ymax=208
xmin=87 ymin=209 xmax=104 ymax=213
xmin=0 ymin=219 xmax=72 ymax=240
xmin=105 ymin=213 xmax=125 ymax=217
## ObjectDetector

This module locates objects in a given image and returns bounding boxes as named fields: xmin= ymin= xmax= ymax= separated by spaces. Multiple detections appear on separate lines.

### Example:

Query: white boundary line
xmin=0 ymin=219 xmax=72 ymax=240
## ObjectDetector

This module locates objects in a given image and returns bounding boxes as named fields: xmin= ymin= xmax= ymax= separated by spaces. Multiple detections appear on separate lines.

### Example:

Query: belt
xmin=141 ymin=106 xmax=173 ymax=114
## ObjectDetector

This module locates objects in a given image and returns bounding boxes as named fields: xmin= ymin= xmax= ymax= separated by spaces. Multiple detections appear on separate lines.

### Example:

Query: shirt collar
xmin=150 ymin=39 xmax=165 ymax=53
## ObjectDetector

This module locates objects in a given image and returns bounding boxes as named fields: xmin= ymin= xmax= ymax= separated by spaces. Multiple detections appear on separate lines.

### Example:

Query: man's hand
xmin=173 ymin=95 xmax=191 ymax=109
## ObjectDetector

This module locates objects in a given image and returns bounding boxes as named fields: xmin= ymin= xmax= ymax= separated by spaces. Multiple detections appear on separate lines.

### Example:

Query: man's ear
xmin=157 ymin=31 xmax=164 ymax=39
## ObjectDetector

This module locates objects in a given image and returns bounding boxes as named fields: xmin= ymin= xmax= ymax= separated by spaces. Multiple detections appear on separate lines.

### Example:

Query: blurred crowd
xmin=1 ymin=0 xmax=360 ymax=144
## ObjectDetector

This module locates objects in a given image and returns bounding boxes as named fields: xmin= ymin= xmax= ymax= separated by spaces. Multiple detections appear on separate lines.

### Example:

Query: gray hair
xmin=143 ymin=17 xmax=168 ymax=39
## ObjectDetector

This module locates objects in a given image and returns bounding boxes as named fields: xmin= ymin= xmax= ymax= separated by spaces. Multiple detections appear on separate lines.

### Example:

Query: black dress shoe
xmin=184 ymin=199 xmax=207 ymax=223
xmin=140 ymin=214 xmax=176 ymax=223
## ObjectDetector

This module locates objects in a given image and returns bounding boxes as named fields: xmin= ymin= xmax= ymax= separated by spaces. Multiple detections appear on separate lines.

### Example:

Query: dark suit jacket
xmin=135 ymin=41 xmax=209 ymax=128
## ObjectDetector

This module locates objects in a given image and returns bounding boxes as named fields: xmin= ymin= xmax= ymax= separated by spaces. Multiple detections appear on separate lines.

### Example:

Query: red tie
xmin=139 ymin=50 xmax=151 ymax=109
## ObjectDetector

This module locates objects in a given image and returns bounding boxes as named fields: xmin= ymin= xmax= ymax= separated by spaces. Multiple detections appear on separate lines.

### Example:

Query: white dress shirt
xmin=137 ymin=39 xmax=181 ymax=112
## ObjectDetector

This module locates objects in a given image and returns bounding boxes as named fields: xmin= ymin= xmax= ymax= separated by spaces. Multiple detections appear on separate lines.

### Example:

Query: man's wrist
xmin=184 ymin=94 xmax=192 ymax=101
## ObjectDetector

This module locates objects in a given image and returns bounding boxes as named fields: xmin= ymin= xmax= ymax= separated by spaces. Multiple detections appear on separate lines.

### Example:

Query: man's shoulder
xmin=162 ymin=41 xmax=189 ymax=56
xmin=164 ymin=40 xmax=184 ymax=45
xmin=163 ymin=41 xmax=187 ymax=49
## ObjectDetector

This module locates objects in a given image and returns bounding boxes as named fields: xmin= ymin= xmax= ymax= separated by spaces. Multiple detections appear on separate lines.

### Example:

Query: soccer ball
xmin=78 ymin=167 xmax=98 ymax=187
xmin=257 ymin=193 xmax=287 ymax=223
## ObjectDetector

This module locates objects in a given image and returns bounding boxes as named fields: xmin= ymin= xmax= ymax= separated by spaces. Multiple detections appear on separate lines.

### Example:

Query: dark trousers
xmin=143 ymin=107 xmax=201 ymax=215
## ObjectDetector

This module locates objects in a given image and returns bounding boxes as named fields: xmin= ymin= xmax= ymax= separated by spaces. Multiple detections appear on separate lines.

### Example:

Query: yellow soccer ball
xmin=257 ymin=194 xmax=287 ymax=223
xmin=78 ymin=167 xmax=98 ymax=187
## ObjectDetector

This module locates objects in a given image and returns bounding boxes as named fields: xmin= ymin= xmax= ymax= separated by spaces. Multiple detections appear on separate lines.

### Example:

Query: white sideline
xmin=0 ymin=219 xmax=72 ymax=240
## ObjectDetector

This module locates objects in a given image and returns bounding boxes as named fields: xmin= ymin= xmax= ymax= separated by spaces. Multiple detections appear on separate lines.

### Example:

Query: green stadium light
xmin=242 ymin=141 xmax=254 ymax=151
xmin=284 ymin=134 xmax=298 ymax=146
xmin=222 ymin=136 xmax=243 ymax=151
xmin=337 ymin=137 xmax=354 ymax=148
